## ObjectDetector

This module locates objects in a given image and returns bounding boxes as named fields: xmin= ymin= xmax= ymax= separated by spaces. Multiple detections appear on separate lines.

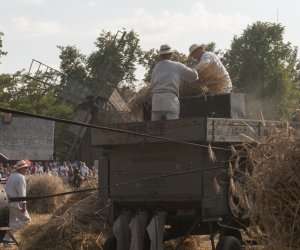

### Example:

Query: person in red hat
xmin=3 ymin=160 xmax=31 ymax=243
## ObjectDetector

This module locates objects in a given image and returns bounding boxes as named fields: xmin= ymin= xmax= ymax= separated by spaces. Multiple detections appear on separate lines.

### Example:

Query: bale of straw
xmin=26 ymin=175 xmax=68 ymax=213
xmin=242 ymin=127 xmax=300 ymax=248
xmin=20 ymin=192 xmax=106 ymax=250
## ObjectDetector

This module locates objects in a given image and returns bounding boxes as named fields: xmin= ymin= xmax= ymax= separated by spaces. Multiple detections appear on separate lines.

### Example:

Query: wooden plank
xmin=206 ymin=118 xmax=282 ymax=142
xmin=92 ymin=117 xmax=290 ymax=146
xmin=91 ymin=118 xmax=206 ymax=146
xmin=108 ymin=143 xmax=209 ymax=200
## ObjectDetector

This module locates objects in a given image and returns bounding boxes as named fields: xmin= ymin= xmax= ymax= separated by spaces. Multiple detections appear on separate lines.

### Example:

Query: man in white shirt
xmin=79 ymin=162 xmax=89 ymax=176
xmin=188 ymin=43 xmax=232 ymax=93
xmin=150 ymin=44 xmax=198 ymax=121
xmin=59 ymin=162 xmax=69 ymax=175
xmin=3 ymin=160 xmax=31 ymax=243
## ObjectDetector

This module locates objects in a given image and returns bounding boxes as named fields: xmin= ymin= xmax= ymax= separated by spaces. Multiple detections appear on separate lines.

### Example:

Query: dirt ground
xmin=0 ymin=213 xmax=212 ymax=249
xmin=0 ymin=213 xmax=261 ymax=250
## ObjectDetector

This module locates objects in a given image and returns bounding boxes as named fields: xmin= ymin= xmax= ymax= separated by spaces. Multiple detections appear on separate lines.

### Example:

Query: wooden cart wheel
xmin=103 ymin=236 xmax=117 ymax=250
xmin=216 ymin=236 xmax=242 ymax=250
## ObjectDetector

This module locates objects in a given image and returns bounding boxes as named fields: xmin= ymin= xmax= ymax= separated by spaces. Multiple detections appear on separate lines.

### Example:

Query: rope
xmin=9 ymin=187 xmax=98 ymax=202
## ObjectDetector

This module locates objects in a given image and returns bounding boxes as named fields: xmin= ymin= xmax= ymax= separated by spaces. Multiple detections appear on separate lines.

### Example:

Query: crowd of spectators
xmin=0 ymin=160 xmax=98 ymax=189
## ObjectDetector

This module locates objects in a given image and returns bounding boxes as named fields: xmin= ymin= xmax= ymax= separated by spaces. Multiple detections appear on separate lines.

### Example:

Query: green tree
xmin=0 ymin=70 xmax=73 ymax=117
xmin=0 ymin=73 xmax=19 ymax=107
xmin=87 ymin=29 xmax=142 ymax=86
xmin=57 ymin=45 xmax=87 ymax=86
xmin=223 ymin=21 xmax=300 ymax=119
xmin=58 ymin=29 xmax=141 ymax=99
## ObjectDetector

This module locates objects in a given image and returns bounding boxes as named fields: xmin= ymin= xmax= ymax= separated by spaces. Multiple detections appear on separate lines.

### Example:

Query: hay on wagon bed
xmin=239 ymin=125 xmax=300 ymax=249
xmin=128 ymin=85 xmax=151 ymax=121
xmin=26 ymin=175 xmax=68 ymax=213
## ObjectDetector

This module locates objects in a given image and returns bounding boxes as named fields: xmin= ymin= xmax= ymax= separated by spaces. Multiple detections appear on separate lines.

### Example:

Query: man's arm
xmin=178 ymin=63 xmax=198 ymax=82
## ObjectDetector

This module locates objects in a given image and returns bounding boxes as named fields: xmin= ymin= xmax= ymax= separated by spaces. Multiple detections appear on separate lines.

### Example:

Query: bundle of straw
xmin=26 ymin=175 xmax=68 ymax=213
xmin=180 ymin=64 xmax=229 ymax=96
xmin=128 ymin=85 xmax=152 ymax=121
xmin=241 ymin=125 xmax=300 ymax=248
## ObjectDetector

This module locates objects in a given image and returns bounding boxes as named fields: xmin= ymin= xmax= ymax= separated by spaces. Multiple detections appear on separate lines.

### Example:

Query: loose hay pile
xmin=241 ymin=124 xmax=300 ymax=249
xmin=128 ymin=84 xmax=151 ymax=121
xmin=26 ymin=175 xmax=68 ymax=213
xmin=20 ymin=191 xmax=107 ymax=250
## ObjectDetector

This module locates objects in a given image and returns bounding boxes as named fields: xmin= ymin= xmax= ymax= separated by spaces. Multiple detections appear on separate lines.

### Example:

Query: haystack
xmin=26 ymin=175 xmax=68 ymax=213
xmin=20 ymin=191 xmax=106 ymax=250
xmin=239 ymin=124 xmax=300 ymax=248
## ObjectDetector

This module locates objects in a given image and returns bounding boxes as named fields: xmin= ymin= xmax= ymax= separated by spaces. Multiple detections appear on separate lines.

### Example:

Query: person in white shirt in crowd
xmin=79 ymin=162 xmax=89 ymax=177
xmin=150 ymin=44 xmax=198 ymax=121
xmin=36 ymin=162 xmax=44 ymax=175
xmin=48 ymin=162 xmax=57 ymax=176
xmin=59 ymin=162 xmax=69 ymax=175
xmin=61 ymin=170 xmax=69 ymax=184
xmin=3 ymin=160 xmax=31 ymax=243
xmin=89 ymin=166 xmax=98 ymax=180
xmin=188 ymin=43 xmax=232 ymax=93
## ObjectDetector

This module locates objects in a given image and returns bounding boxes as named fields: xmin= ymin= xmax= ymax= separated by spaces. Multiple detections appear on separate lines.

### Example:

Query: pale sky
xmin=0 ymin=0 xmax=299 ymax=80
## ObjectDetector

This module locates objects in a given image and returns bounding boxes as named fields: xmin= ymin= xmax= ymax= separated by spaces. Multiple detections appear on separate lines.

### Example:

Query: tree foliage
xmin=0 ymin=73 xmax=18 ymax=107
xmin=88 ymin=30 xmax=142 ymax=85
xmin=0 ymin=71 xmax=73 ymax=117
xmin=0 ymin=33 xmax=72 ymax=118
xmin=223 ymin=21 xmax=300 ymax=119
xmin=57 ymin=45 xmax=87 ymax=86
xmin=57 ymin=29 xmax=142 ymax=100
